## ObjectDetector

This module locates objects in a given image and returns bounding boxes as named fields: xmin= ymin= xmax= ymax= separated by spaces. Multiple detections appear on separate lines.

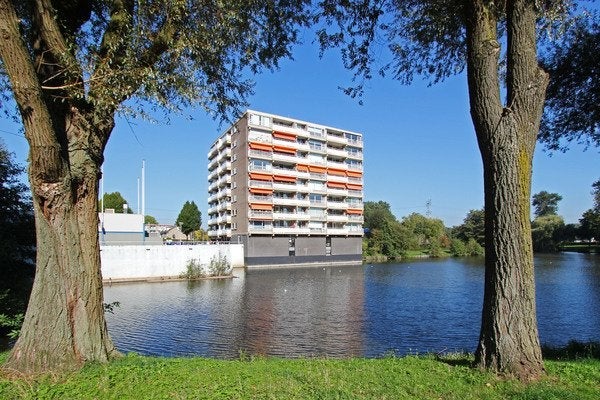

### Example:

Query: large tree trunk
xmin=6 ymin=149 xmax=118 ymax=373
xmin=0 ymin=0 xmax=118 ymax=373
xmin=466 ymin=0 xmax=547 ymax=380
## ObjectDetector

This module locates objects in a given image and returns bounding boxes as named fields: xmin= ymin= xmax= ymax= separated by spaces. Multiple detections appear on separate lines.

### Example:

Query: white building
xmin=207 ymin=110 xmax=364 ymax=267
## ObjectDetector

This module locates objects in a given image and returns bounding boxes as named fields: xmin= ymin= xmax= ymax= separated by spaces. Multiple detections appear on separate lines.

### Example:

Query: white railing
xmin=249 ymin=180 xmax=273 ymax=189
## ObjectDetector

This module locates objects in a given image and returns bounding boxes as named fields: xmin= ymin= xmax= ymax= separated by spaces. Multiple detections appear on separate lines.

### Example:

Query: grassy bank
xmin=1 ymin=352 xmax=599 ymax=399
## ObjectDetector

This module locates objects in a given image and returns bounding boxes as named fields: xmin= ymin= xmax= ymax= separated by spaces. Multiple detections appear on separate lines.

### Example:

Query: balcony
xmin=348 ymin=215 xmax=364 ymax=223
xmin=326 ymin=134 xmax=348 ymax=145
xmin=327 ymin=147 xmax=347 ymax=158
xmin=273 ymin=182 xmax=297 ymax=191
xmin=272 ymin=137 xmax=298 ymax=149
xmin=273 ymin=227 xmax=311 ymax=235
xmin=346 ymin=151 xmax=363 ymax=160
xmin=309 ymin=200 xmax=327 ymax=208
xmin=249 ymin=149 xmax=272 ymax=160
xmin=248 ymin=225 xmax=273 ymax=234
xmin=216 ymin=215 xmax=231 ymax=224
xmin=327 ymin=187 xmax=348 ymax=197
xmin=327 ymin=174 xmax=348 ymax=184
xmin=327 ymin=160 xmax=347 ymax=169
xmin=272 ymin=212 xmax=299 ymax=220
xmin=327 ymin=215 xmax=349 ymax=223
xmin=327 ymin=228 xmax=349 ymax=235
xmin=249 ymin=195 xmax=273 ymax=203
xmin=249 ymin=210 xmax=273 ymax=219
xmin=273 ymin=197 xmax=299 ymax=206
xmin=272 ymin=152 xmax=300 ymax=163
xmin=309 ymin=213 xmax=327 ymax=221
xmin=327 ymin=201 xmax=349 ymax=210
xmin=249 ymin=180 xmax=273 ymax=189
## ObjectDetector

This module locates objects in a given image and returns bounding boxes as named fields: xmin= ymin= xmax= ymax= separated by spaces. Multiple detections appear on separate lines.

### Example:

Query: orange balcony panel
xmin=347 ymin=209 xmax=363 ymax=215
xmin=250 ymin=203 xmax=273 ymax=210
xmin=297 ymin=164 xmax=310 ymax=172
xmin=346 ymin=170 xmax=363 ymax=178
xmin=249 ymin=142 xmax=273 ymax=151
xmin=249 ymin=188 xmax=273 ymax=195
xmin=346 ymin=183 xmax=363 ymax=190
xmin=327 ymin=182 xmax=346 ymax=189
xmin=249 ymin=172 xmax=273 ymax=181
xmin=328 ymin=168 xmax=346 ymax=176
xmin=273 ymin=175 xmax=296 ymax=183
xmin=273 ymin=145 xmax=296 ymax=155
xmin=309 ymin=165 xmax=327 ymax=173
xmin=273 ymin=131 xmax=297 ymax=141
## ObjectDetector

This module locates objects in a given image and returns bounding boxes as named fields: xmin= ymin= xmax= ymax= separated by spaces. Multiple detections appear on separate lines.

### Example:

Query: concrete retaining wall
xmin=100 ymin=244 xmax=244 ymax=281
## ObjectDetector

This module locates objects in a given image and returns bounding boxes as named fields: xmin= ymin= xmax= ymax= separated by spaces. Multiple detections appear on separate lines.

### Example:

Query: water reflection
xmin=104 ymin=253 xmax=600 ymax=358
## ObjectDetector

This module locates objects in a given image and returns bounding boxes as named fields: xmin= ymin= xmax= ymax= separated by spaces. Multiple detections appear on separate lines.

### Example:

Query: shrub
xmin=209 ymin=253 xmax=231 ymax=277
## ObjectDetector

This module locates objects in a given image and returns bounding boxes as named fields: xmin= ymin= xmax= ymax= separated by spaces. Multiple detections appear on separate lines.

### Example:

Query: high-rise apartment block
xmin=207 ymin=110 xmax=364 ymax=267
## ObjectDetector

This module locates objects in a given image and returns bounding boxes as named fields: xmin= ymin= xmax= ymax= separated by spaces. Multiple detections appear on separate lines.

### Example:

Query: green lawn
xmin=1 ymin=352 xmax=599 ymax=399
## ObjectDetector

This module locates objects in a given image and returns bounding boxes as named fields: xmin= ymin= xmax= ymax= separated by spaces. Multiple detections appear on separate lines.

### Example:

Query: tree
xmin=0 ymin=0 xmax=309 ymax=373
xmin=452 ymin=208 xmax=485 ymax=247
xmin=144 ymin=215 xmax=158 ymax=225
xmin=532 ymin=191 xmax=562 ymax=218
xmin=0 ymin=141 xmax=35 ymax=337
xmin=578 ymin=179 xmax=600 ymax=243
xmin=316 ymin=0 xmax=585 ymax=379
xmin=539 ymin=16 xmax=600 ymax=152
xmin=531 ymin=214 xmax=565 ymax=252
xmin=176 ymin=201 xmax=201 ymax=237
xmin=362 ymin=201 xmax=410 ymax=259
xmin=100 ymin=192 xmax=133 ymax=213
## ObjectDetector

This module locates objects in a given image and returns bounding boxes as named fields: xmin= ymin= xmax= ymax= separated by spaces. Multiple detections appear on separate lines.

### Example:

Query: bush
xmin=180 ymin=259 xmax=206 ymax=280
xmin=208 ymin=253 xmax=231 ymax=277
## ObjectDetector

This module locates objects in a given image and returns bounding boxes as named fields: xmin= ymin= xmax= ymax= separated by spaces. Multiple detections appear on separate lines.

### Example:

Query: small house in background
xmin=98 ymin=210 xmax=162 ymax=245
xmin=145 ymin=224 xmax=187 ymax=242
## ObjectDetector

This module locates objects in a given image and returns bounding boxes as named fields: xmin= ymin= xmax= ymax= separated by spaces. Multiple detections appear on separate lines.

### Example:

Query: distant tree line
xmin=362 ymin=201 xmax=483 ymax=261
xmin=531 ymin=180 xmax=600 ymax=252
xmin=364 ymin=179 xmax=600 ymax=260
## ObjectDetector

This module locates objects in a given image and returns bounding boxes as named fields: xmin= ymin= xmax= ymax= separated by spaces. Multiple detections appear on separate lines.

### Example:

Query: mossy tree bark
xmin=465 ymin=0 xmax=547 ymax=380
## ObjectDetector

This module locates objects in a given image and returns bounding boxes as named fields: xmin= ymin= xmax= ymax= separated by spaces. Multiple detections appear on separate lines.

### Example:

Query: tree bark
xmin=466 ymin=0 xmax=548 ymax=380
xmin=0 ymin=0 xmax=118 ymax=373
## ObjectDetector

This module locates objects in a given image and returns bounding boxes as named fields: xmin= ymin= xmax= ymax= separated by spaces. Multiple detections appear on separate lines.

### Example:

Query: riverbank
xmin=1 ymin=351 xmax=598 ymax=399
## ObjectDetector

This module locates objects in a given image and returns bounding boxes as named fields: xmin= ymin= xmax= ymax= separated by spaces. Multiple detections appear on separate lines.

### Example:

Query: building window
xmin=232 ymin=167 xmax=237 ymax=175
xmin=233 ymin=139 xmax=238 ymax=147
xmin=232 ymin=195 xmax=237 ymax=202
xmin=233 ymin=181 xmax=237 ymax=189
xmin=232 ymin=154 xmax=237 ymax=161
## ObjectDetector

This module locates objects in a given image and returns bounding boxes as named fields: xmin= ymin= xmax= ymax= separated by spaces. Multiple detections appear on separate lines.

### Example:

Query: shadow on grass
xmin=542 ymin=341 xmax=600 ymax=361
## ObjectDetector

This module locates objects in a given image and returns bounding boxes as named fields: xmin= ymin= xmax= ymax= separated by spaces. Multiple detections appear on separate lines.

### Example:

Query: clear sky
xmin=1 ymin=37 xmax=597 ymax=228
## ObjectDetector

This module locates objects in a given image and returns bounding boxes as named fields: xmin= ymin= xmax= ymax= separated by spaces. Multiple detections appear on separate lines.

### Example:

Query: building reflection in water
xmin=103 ymin=265 xmax=366 ymax=358
xmin=237 ymin=266 xmax=365 ymax=357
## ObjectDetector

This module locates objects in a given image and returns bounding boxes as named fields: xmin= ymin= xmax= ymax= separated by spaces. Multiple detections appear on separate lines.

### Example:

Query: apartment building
xmin=207 ymin=110 xmax=364 ymax=267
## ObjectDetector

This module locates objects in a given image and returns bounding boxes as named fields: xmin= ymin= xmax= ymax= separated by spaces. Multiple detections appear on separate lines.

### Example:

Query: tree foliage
xmin=0 ymin=0 xmax=311 ymax=373
xmin=539 ymin=14 xmax=600 ymax=152
xmin=532 ymin=191 xmax=563 ymax=217
xmin=531 ymin=214 xmax=565 ymax=252
xmin=452 ymin=208 xmax=485 ymax=247
xmin=144 ymin=215 xmax=158 ymax=224
xmin=100 ymin=192 xmax=133 ymax=213
xmin=314 ymin=0 xmax=587 ymax=379
xmin=176 ymin=201 xmax=201 ymax=236
xmin=0 ymin=141 xmax=35 ymax=337
xmin=578 ymin=178 xmax=600 ymax=242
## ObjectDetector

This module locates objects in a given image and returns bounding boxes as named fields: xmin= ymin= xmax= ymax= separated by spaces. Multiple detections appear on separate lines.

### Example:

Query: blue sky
xmin=1 ymin=37 xmax=597 ymax=228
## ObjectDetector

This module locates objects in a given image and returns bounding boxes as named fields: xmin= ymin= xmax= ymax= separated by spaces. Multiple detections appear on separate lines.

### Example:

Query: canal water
xmin=103 ymin=252 xmax=600 ymax=358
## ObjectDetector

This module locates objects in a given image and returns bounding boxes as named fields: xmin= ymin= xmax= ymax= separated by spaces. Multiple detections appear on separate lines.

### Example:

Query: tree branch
xmin=0 ymin=0 xmax=62 ymax=182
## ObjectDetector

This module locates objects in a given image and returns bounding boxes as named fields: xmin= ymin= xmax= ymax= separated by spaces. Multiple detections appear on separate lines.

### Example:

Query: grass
xmin=1 ymin=351 xmax=599 ymax=399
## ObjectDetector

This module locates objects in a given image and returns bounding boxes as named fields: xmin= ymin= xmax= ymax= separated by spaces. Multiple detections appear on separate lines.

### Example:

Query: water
xmin=104 ymin=253 xmax=600 ymax=358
